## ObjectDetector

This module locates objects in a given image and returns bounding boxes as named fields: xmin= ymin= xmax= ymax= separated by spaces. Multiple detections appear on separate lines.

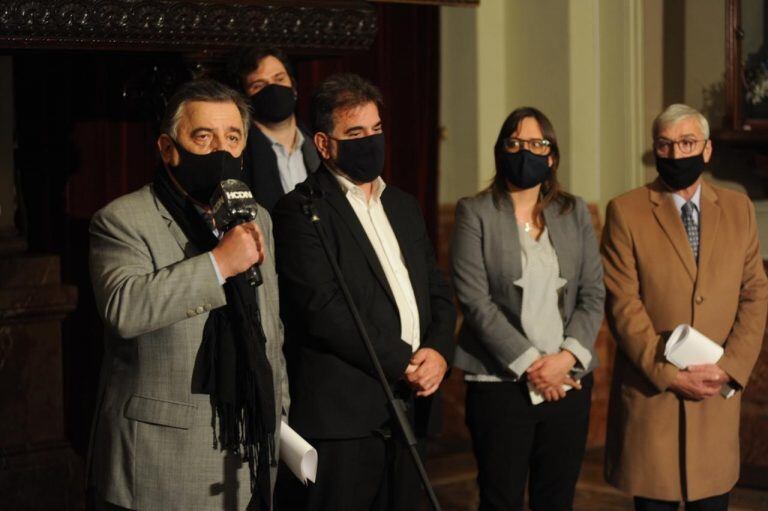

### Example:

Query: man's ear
xmin=703 ymin=139 xmax=713 ymax=164
xmin=157 ymin=134 xmax=178 ymax=166
xmin=314 ymin=132 xmax=331 ymax=160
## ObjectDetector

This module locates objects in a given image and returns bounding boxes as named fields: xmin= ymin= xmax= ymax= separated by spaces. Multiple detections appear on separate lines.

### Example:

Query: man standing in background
xmin=228 ymin=47 xmax=320 ymax=211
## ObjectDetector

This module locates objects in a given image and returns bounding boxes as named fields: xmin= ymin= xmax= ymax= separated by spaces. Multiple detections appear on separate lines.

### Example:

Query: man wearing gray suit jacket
xmin=88 ymin=80 xmax=288 ymax=511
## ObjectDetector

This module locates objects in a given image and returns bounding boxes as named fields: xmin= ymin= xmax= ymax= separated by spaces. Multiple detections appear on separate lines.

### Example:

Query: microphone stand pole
xmin=300 ymin=195 xmax=442 ymax=511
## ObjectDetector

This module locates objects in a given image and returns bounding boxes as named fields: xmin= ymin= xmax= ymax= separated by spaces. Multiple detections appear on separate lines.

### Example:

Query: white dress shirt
xmin=333 ymin=172 xmax=421 ymax=352
xmin=671 ymin=183 xmax=702 ymax=226
xmin=264 ymin=128 xmax=308 ymax=193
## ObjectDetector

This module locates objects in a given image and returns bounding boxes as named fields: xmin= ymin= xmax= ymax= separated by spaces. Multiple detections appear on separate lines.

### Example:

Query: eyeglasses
xmin=502 ymin=137 xmax=552 ymax=156
xmin=653 ymin=138 xmax=707 ymax=157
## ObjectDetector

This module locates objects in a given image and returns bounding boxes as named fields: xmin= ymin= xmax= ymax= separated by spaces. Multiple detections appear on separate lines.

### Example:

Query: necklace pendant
xmin=524 ymin=222 xmax=531 ymax=233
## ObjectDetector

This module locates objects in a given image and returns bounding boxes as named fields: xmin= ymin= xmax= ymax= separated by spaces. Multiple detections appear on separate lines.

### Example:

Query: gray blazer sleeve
xmin=259 ymin=209 xmax=290 ymax=416
xmin=562 ymin=198 xmax=605 ymax=373
xmin=451 ymin=198 xmax=537 ymax=375
xmin=89 ymin=202 xmax=227 ymax=339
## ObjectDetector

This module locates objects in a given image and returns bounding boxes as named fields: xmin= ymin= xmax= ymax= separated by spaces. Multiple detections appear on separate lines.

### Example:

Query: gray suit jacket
xmin=451 ymin=191 xmax=604 ymax=378
xmin=88 ymin=184 xmax=288 ymax=510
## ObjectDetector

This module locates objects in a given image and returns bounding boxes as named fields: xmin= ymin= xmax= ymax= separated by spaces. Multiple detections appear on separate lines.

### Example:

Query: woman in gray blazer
xmin=451 ymin=107 xmax=605 ymax=511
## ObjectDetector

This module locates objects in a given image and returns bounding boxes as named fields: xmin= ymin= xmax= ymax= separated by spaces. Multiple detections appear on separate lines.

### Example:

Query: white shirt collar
xmin=671 ymin=183 xmax=702 ymax=212
xmin=332 ymin=170 xmax=387 ymax=203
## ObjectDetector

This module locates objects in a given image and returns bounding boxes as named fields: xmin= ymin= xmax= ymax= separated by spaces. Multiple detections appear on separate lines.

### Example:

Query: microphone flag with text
xmin=210 ymin=179 xmax=263 ymax=287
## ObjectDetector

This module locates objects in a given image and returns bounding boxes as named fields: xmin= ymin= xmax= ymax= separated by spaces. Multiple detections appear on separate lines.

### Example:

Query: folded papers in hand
xmin=527 ymin=381 xmax=574 ymax=405
xmin=665 ymin=324 xmax=735 ymax=399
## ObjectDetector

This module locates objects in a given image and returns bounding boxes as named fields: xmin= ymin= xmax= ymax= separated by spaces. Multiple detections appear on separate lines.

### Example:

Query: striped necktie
xmin=681 ymin=201 xmax=699 ymax=260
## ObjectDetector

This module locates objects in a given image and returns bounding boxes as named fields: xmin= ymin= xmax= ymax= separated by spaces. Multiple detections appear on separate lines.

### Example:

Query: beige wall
xmin=684 ymin=0 xmax=725 ymax=122
xmin=643 ymin=0 xmax=665 ymax=183
xmin=503 ymin=0 xmax=572 ymax=192
xmin=439 ymin=0 xmax=646 ymax=212
xmin=439 ymin=7 xmax=479 ymax=205
xmin=439 ymin=0 xmax=729 ymax=212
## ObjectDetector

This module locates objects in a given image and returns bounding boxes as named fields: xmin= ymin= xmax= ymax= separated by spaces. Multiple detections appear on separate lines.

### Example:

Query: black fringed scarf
xmin=153 ymin=166 xmax=277 ymax=510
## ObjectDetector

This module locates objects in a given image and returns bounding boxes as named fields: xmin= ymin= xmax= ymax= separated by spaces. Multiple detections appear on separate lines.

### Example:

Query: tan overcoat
xmin=601 ymin=179 xmax=768 ymax=501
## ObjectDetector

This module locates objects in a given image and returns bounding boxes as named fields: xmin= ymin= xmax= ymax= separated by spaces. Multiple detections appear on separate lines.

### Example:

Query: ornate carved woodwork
xmin=0 ymin=0 xmax=378 ymax=53
xmin=372 ymin=0 xmax=477 ymax=5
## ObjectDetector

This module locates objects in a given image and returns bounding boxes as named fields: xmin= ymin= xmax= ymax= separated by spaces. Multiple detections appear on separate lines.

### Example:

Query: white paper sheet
xmin=664 ymin=324 xmax=734 ymax=398
xmin=665 ymin=324 xmax=724 ymax=368
xmin=527 ymin=382 xmax=574 ymax=405
xmin=279 ymin=421 xmax=317 ymax=485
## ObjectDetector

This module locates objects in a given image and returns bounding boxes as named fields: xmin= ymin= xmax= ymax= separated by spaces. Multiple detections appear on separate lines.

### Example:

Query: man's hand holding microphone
xmin=209 ymin=179 xmax=266 ymax=285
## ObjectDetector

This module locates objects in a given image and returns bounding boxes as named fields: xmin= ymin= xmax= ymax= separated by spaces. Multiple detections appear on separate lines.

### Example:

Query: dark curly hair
xmin=310 ymin=72 xmax=383 ymax=134
xmin=226 ymin=46 xmax=295 ymax=92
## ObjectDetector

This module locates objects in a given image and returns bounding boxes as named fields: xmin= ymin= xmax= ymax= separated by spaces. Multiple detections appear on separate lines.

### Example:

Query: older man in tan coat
xmin=602 ymin=104 xmax=768 ymax=511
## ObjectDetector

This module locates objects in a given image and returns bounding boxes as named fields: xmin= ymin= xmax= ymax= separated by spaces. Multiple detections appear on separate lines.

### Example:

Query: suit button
xmin=196 ymin=306 xmax=205 ymax=314
xmin=695 ymin=296 xmax=704 ymax=304
xmin=186 ymin=309 xmax=195 ymax=317
xmin=204 ymin=303 xmax=212 ymax=311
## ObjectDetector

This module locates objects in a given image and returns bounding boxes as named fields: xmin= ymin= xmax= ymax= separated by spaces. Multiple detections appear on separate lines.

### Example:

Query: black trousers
xmin=276 ymin=434 xmax=424 ymax=511
xmin=465 ymin=376 xmax=592 ymax=511
xmin=634 ymin=493 xmax=730 ymax=511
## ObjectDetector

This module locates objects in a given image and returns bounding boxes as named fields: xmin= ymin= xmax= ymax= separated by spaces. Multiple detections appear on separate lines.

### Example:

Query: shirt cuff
xmin=561 ymin=337 xmax=593 ymax=370
xmin=508 ymin=347 xmax=541 ymax=379
xmin=208 ymin=252 xmax=226 ymax=285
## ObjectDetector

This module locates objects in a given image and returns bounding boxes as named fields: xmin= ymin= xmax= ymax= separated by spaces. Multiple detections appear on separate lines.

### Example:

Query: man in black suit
xmin=229 ymin=47 xmax=320 ymax=211
xmin=272 ymin=73 xmax=456 ymax=511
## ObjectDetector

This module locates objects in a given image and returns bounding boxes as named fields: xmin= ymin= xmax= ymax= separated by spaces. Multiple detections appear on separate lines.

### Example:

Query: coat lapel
xmin=649 ymin=179 xmax=697 ymax=282
xmin=381 ymin=191 xmax=416 ymax=276
xmin=316 ymin=169 xmax=397 ymax=305
xmin=495 ymin=195 xmax=523 ymax=280
xmin=382 ymin=190 xmax=427 ymax=318
xmin=696 ymin=182 xmax=721 ymax=281
xmin=542 ymin=200 xmax=573 ymax=281
xmin=248 ymin=127 xmax=285 ymax=194
xmin=152 ymin=186 xmax=196 ymax=257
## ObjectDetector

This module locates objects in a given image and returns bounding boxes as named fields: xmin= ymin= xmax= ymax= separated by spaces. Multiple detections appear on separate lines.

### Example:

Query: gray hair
xmin=160 ymin=79 xmax=251 ymax=140
xmin=652 ymin=103 xmax=710 ymax=140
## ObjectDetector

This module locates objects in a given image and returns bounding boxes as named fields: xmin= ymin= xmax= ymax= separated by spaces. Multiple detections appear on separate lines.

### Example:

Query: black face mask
xmin=330 ymin=133 xmax=386 ymax=184
xmin=498 ymin=150 xmax=551 ymax=190
xmin=250 ymin=84 xmax=296 ymax=124
xmin=168 ymin=141 xmax=243 ymax=205
xmin=655 ymin=153 xmax=705 ymax=191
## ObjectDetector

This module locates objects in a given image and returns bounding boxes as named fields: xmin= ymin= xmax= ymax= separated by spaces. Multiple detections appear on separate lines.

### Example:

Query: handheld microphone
xmin=210 ymin=179 xmax=263 ymax=287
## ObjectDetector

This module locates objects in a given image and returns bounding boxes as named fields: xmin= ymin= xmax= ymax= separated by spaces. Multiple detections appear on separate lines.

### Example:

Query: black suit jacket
xmin=272 ymin=167 xmax=456 ymax=440
xmin=243 ymin=123 xmax=320 ymax=212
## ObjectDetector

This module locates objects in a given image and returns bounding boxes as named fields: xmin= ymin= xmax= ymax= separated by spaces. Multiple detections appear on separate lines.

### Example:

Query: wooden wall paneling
xmin=739 ymin=290 xmax=768 ymax=488
xmin=0 ymin=0 xmax=378 ymax=54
